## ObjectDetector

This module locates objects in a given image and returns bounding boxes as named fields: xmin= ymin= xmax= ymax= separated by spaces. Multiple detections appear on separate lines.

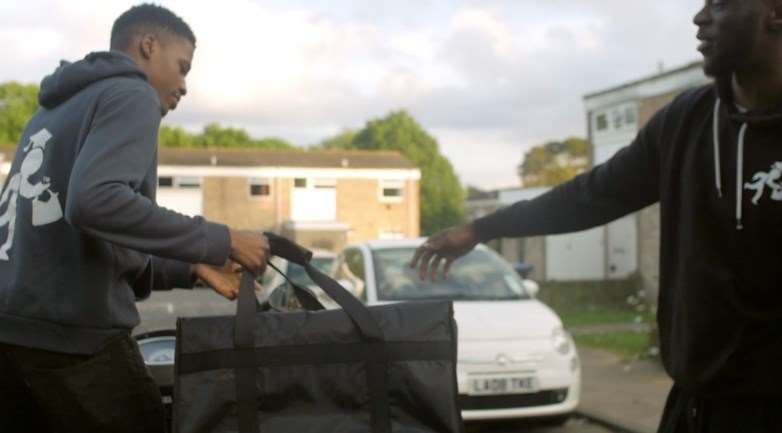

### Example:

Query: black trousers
xmin=659 ymin=384 xmax=782 ymax=433
xmin=0 ymin=333 xmax=165 ymax=433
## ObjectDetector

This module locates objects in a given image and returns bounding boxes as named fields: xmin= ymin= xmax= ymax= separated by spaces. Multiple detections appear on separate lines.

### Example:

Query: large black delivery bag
xmin=173 ymin=235 xmax=463 ymax=433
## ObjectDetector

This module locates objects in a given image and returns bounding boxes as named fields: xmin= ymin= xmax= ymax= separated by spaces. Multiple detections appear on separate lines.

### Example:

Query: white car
xmin=330 ymin=239 xmax=580 ymax=424
xmin=259 ymin=249 xmax=336 ymax=300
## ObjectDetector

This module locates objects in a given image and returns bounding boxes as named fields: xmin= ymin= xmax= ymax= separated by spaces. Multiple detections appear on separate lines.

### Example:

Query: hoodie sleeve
xmin=134 ymin=256 xmax=197 ymax=293
xmin=65 ymin=81 xmax=231 ymax=266
xmin=473 ymin=105 xmax=666 ymax=242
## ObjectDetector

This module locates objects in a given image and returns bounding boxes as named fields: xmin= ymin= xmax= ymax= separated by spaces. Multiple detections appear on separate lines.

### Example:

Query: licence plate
xmin=469 ymin=374 xmax=539 ymax=396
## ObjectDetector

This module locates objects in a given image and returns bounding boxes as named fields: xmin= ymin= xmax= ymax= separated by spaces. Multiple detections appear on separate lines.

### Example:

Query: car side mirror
xmin=523 ymin=279 xmax=540 ymax=298
xmin=513 ymin=262 xmax=535 ymax=279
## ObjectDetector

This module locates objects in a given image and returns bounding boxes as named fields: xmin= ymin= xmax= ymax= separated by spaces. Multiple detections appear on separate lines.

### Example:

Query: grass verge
xmin=573 ymin=331 xmax=651 ymax=361
xmin=555 ymin=306 xmax=643 ymax=328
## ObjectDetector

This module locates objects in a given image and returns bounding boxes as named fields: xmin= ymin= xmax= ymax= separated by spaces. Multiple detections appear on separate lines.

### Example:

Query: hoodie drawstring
xmin=736 ymin=123 xmax=747 ymax=230
xmin=712 ymin=98 xmax=747 ymax=230
xmin=713 ymin=99 xmax=723 ymax=198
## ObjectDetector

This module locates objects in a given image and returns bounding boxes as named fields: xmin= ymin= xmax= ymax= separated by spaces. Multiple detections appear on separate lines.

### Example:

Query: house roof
xmin=158 ymin=148 xmax=416 ymax=169
xmin=583 ymin=60 xmax=704 ymax=100
xmin=0 ymin=146 xmax=418 ymax=170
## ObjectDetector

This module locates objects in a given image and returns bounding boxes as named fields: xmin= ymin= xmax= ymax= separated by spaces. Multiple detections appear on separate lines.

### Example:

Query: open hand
xmin=410 ymin=223 xmax=479 ymax=282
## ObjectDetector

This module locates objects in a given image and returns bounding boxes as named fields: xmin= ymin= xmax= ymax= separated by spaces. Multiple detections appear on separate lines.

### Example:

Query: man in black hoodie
xmin=413 ymin=1 xmax=782 ymax=432
xmin=0 ymin=4 xmax=270 ymax=433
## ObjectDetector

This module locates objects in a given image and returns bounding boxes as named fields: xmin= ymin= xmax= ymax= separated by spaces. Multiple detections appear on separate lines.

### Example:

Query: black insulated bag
xmin=173 ymin=234 xmax=464 ymax=433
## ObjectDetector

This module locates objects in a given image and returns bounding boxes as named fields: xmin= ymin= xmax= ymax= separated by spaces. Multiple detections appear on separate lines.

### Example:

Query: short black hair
xmin=111 ymin=3 xmax=196 ymax=51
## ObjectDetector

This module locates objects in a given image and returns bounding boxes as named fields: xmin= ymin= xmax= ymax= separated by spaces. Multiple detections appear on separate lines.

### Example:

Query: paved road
xmin=466 ymin=417 xmax=617 ymax=432
xmin=136 ymin=290 xmax=619 ymax=433
xmin=136 ymin=287 xmax=238 ymax=334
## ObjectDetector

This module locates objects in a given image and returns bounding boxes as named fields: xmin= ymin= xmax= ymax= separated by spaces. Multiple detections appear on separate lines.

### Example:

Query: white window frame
xmin=379 ymin=179 xmax=405 ymax=203
xmin=611 ymin=109 xmax=623 ymax=129
xmin=175 ymin=176 xmax=202 ymax=189
xmin=313 ymin=178 xmax=337 ymax=189
xmin=248 ymin=177 xmax=272 ymax=199
xmin=158 ymin=176 xmax=202 ymax=189
xmin=293 ymin=178 xmax=337 ymax=190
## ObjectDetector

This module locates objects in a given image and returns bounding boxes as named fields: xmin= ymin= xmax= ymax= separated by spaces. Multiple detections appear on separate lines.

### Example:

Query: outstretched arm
xmin=413 ymin=104 xmax=669 ymax=280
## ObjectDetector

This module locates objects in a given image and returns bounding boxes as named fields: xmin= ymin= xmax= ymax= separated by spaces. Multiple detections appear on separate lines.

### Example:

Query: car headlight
xmin=551 ymin=328 xmax=572 ymax=355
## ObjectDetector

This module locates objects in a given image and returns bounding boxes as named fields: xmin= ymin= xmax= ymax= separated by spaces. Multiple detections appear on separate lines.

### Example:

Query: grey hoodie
xmin=0 ymin=51 xmax=231 ymax=354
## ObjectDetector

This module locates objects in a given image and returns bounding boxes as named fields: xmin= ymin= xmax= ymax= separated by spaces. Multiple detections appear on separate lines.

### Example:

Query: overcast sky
xmin=0 ymin=0 xmax=704 ymax=189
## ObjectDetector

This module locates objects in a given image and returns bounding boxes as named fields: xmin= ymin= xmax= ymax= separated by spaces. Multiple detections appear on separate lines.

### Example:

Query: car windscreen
xmin=286 ymin=257 xmax=334 ymax=287
xmin=373 ymin=248 xmax=530 ymax=301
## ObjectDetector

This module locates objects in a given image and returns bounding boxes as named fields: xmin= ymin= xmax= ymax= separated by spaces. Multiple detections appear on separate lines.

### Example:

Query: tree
xmin=252 ymin=137 xmax=294 ymax=150
xmin=316 ymin=128 xmax=356 ymax=150
xmin=518 ymin=137 xmax=590 ymax=187
xmin=0 ymin=82 xmax=39 ymax=145
xmin=0 ymin=81 xmax=295 ymax=151
xmin=159 ymin=123 xmax=294 ymax=149
xmin=158 ymin=125 xmax=194 ymax=147
xmin=196 ymin=123 xmax=254 ymax=147
xmin=350 ymin=110 xmax=465 ymax=234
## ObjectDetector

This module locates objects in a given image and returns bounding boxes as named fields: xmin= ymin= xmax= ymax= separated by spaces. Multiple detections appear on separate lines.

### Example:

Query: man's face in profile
xmin=694 ymin=0 xmax=764 ymax=78
xmin=145 ymin=33 xmax=194 ymax=116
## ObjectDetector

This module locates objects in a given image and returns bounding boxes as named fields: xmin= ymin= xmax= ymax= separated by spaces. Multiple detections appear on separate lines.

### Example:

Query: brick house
xmin=0 ymin=147 xmax=421 ymax=252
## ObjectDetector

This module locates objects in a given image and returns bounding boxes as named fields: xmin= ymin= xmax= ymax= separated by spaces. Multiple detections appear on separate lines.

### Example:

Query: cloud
xmin=2 ymin=0 xmax=704 ymax=188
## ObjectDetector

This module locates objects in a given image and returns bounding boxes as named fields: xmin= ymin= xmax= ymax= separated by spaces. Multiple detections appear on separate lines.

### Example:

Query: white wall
xmin=497 ymin=186 xmax=607 ymax=281
xmin=583 ymin=62 xmax=708 ymax=112
xmin=291 ymin=184 xmax=337 ymax=222
xmin=606 ymin=215 xmax=638 ymax=279
xmin=545 ymin=227 xmax=606 ymax=281
xmin=157 ymin=188 xmax=203 ymax=217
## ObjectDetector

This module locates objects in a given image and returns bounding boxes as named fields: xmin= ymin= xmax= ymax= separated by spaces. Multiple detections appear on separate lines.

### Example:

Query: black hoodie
xmin=474 ymin=80 xmax=782 ymax=396
xmin=0 ymin=52 xmax=231 ymax=354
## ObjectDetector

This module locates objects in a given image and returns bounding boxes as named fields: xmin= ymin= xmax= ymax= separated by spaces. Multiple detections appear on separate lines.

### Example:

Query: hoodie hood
xmin=711 ymin=77 xmax=782 ymax=230
xmin=716 ymin=77 xmax=782 ymax=126
xmin=39 ymin=51 xmax=147 ymax=109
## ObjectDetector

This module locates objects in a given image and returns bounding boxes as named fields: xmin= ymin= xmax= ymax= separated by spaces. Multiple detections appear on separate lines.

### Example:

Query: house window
xmin=612 ymin=109 xmax=623 ymax=129
xmin=595 ymin=113 xmax=608 ymax=131
xmin=159 ymin=176 xmax=202 ymax=189
xmin=313 ymin=178 xmax=336 ymax=189
xmin=176 ymin=176 xmax=202 ymax=189
xmin=380 ymin=180 xmax=404 ymax=203
xmin=158 ymin=176 xmax=174 ymax=188
xmin=625 ymin=106 xmax=637 ymax=125
xmin=249 ymin=178 xmax=271 ymax=197
xmin=294 ymin=178 xmax=307 ymax=188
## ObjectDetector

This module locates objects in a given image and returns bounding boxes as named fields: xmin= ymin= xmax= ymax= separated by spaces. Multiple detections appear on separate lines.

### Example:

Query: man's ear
xmin=138 ymin=33 xmax=158 ymax=60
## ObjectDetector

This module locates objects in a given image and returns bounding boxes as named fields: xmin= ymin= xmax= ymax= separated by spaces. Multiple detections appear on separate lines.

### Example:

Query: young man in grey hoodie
xmin=0 ymin=4 xmax=270 ymax=433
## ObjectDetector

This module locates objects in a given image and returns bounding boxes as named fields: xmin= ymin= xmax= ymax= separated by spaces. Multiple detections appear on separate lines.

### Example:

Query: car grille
xmin=458 ymin=388 xmax=568 ymax=411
